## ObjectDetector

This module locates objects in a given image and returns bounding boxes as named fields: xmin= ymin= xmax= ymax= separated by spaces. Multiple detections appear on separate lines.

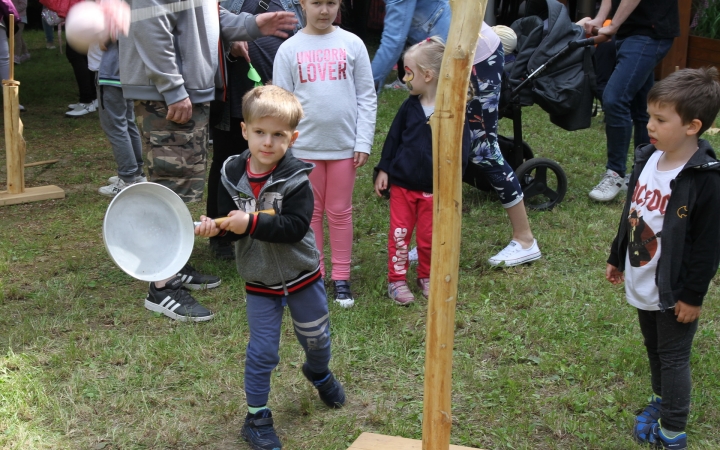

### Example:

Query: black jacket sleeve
xmin=249 ymin=180 xmax=314 ymax=244
xmin=676 ymin=172 xmax=720 ymax=306
xmin=376 ymin=99 xmax=408 ymax=174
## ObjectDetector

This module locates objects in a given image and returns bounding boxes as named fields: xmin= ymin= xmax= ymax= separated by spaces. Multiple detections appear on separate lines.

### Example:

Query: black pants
xmin=637 ymin=308 xmax=699 ymax=432
xmin=207 ymin=117 xmax=248 ymax=218
xmin=66 ymin=43 xmax=97 ymax=104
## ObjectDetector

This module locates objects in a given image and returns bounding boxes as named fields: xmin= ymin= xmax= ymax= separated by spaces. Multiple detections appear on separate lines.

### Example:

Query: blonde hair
xmin=404 ymin=35 xmax=446 ymax=80
xmin=242 ymin=85 xmax=304 ymax=129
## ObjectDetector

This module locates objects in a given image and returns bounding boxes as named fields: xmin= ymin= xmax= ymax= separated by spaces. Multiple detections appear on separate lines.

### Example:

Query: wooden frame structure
xmin=1 ymin=15 xmax=64 ymax=207
xmin=348 ymin=1 xmax=486 ymax=449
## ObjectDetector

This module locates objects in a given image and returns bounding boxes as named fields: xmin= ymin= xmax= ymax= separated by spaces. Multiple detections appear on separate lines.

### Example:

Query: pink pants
xmin=388 ymin=186 xmax=433 ymax=283
xmin=303 ymin=158 xmax=356 ymax=281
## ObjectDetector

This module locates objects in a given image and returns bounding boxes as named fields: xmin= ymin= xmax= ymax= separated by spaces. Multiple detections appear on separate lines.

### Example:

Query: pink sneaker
xmin=416 ymin=278 xmax=429 ymax=298
xmin=388 ymin=281 xmax=415 ymax=306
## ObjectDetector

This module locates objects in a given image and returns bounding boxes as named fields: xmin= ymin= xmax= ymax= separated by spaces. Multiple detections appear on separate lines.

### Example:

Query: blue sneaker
xmin=302 ymin=363 xmax=346 ymax=408
xmin=633 ymin=396 xmax=662 ymax=443
xmin=240 ymin=409 xmax=282 ymax=450
xmin=649 ymin=421 xmax=687 ymax=449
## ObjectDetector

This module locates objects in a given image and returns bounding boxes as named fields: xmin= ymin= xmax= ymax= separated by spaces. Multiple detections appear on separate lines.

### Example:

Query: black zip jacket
xmin=608 ymin=140 xmax=720 ymax=310
xmin=375 ymin=95 xmax=470 ymax=193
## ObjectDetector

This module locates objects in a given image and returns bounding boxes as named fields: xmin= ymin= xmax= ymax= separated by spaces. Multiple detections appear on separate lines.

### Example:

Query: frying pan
xmin=103 ymin=182 xmax=275 ymax=281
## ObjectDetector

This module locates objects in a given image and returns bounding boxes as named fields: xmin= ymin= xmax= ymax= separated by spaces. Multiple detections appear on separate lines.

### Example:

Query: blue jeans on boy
xmin=370 ymin=0 xmax=450 ymax=92
xmin=602 ymin=35 xmax=673 ymax=177
xmin=244 ymin=278 xmax=332 ymax=406
xmin=637 ymin=308 xmax=698 ymax=432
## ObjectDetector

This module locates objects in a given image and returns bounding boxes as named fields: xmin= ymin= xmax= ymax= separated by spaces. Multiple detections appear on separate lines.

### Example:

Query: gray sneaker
xmin=589 ymin=169 xmax=625 ymax=202
xmin=65 ymin=101 xmax=97 ymax=117
xmin=621 ymin=174 xmax=631 ymax=191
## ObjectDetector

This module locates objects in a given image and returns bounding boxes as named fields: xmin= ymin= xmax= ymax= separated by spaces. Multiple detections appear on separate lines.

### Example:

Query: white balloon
xmin=65 ymin=2 xmax=108 ymax=54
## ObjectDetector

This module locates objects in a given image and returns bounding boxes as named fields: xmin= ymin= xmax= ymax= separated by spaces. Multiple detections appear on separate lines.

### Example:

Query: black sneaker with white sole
xmin=145 ymin=276 xmax=215 ymax=322
xmin=177 ymin=263 xmax=221 ymax=290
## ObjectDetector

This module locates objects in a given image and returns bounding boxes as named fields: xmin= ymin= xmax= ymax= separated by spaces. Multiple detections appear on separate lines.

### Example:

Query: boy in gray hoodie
xmin=195 ymin=86 xmax=345 ymax=450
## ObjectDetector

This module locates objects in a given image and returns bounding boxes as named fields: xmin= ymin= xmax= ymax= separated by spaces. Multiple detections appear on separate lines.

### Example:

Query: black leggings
xmin=66 ymin=43 xmax=97 ymax=104
xmin=206 ymin=118 xmax=248 ymax=218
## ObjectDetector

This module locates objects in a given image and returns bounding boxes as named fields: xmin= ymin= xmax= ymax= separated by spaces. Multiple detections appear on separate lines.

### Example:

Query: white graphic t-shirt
xmin=625 ymin=150 xmax=683 ymax=310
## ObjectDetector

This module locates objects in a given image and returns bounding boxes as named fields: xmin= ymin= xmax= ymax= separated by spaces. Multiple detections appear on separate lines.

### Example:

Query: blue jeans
xmin=42 ymin=17 xmax=55 ymax=44
xmin=370 ymin=0 xmax=451 ymax=92
xmin=602 ymin=35 xmax=673 ymax=177
xmin=244 ymin=279 xmax=332 ymax=406
xmin=637 ymin=308 xmax=698 ymax=432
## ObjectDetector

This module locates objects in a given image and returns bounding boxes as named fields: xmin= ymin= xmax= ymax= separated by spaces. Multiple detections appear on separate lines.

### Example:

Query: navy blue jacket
xmin=376 ymin=95 xmax=470 ymax=193
xmin=608 ymin=140 xmax=720 ymax=310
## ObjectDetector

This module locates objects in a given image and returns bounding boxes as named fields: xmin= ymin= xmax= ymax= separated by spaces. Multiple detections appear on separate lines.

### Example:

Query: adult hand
xmin=596 ymin=22 xmax=620 ymax=37
xmin=605 ymin=263 xmax=624 ymax=285
xmin=256 ymin=11 xmax=298 ymax=39
xmin=674 ymin=301 xmax=701 ymax=323
xmin=354 ymin=152 xmax=369 ymax=169
xmin=230 ymin=41 xmax=251 ymax=63
xmin=166 ymin=98 xmax=192 ymax=124
xmin=100 ymin=0 xmax=131 ymax=40
xmin=374 ymin=170 xmax=388 ymax=197
xmin=578 ymin=16 xmax=604 ymax=35
xmin=219 ymin=209 xmax=250 ymax=235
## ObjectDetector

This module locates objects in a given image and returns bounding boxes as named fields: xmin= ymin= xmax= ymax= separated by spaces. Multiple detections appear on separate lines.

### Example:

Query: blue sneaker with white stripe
xmin=145 ymin=276 xmax=215 ymax=322
xmin=177 ymin=263 xmax=221 ymax=290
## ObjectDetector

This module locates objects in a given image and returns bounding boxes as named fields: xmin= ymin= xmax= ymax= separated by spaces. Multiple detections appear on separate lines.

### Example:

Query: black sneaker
xmin=177 ymin=263 xmax=221 ymax=290
xmin=145 ymin=276 xmax=215 ymax=322
xmin=209 ymin=238 xmax=234 ymax=261
xmin=240 ymin=409 xmax=282 ymax=450
xmin=302 ymin=363 xmax=345 ymax=408
xmin=333 ymin=280 xmax=354 ymax=308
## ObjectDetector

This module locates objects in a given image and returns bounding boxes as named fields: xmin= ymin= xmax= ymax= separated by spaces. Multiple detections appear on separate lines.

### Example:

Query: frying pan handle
xmin=193 ymin=209 xmax=276 ymax=227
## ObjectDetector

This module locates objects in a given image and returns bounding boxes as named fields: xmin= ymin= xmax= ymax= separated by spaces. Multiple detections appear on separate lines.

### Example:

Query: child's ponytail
xmin=404 ymin=35 xmax=475 ymax=102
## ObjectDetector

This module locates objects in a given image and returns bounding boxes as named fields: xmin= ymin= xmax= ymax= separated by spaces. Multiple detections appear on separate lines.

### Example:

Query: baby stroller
xmin=463 ymin=0 xmax=599 ymax=211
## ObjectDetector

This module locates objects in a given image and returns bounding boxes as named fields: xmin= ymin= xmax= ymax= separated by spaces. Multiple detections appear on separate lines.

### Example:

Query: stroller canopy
xmin=507 ymin=0 xmax=596 ymax=130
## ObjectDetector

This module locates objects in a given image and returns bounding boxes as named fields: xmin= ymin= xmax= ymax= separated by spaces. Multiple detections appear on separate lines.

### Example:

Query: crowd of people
xmin=4 ymin=0 xmax=720 ymax=449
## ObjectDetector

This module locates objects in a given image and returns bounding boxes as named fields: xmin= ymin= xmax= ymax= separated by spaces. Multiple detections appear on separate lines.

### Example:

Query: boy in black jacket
xmin=195 ymin=85 xmax=344 ymax=450
xmin=606 ymin=67 xmax=720 ymax=449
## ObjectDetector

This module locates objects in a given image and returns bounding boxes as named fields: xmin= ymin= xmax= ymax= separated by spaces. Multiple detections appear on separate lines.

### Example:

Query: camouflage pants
xmin=135 ymin=100 xmax=209 ymax=203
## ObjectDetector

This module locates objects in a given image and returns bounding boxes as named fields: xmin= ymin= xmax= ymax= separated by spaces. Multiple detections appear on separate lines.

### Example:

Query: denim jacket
xmin=370 ymin=0 xmax=451 ymax=92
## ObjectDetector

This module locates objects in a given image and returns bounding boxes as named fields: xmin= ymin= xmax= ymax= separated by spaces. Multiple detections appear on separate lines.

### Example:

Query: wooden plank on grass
xmin=347 ymin=433 xmax=481 ymax=450
xmin=0 ymin=185 xmax=65 ymax=206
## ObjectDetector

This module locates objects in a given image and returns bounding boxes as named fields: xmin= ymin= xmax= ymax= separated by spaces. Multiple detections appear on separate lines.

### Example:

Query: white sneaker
xmin=67 ymin=99 xmax=98 ymax=111
xmin=621 ymin=174 xmax=630 ymax=191
xmin=98 ymin=178 xmax=135 ymax=197
xmin=384 ymin=79 xmax=408 ymax=91
xmin=66 ymin=101 xmax=97 ymax=117
xmin=408 ymin=246 xmax=418 ymax=265
xmin=108 ymin=174 xmax=147 ymax=184
xmin=488 ymin=239 xmax=542 ymax=267
xmin=588 ymin=169 xmax=625 ymax=202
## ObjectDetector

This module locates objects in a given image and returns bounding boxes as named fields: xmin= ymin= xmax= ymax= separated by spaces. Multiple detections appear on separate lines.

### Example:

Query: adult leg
xmin=245 ymin=294 xmax=284 ymax=407
xmin=207 ymin=118 xmax=247 ymax=218
xmin=98 ymin=85 xmax=141 ymax=182
xmin=323 ymin=158 xmax=356 ymax=281
xmin=602 ymin=36 xmax=674 ymax=178
xmin=0 ymin=25 xmax=9 ymax=82
xmin=304 ymin=159 xmax=328 ymax=277
xmin=135 ymin=100 xmax=209 ymax=203
xmin=66 ymin=43 xmax=97 ymax=104
xmin=42 ymin=18 xmax=55 ymax=46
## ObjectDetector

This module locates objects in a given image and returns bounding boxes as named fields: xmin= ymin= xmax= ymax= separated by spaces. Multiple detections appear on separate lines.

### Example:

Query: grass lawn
xmin=2 ymin=30 xmax=720 ymax=450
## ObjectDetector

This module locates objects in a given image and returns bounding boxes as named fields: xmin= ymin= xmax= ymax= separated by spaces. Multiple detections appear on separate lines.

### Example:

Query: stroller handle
xmin=569 ymin=27 xmax=610 ymax=50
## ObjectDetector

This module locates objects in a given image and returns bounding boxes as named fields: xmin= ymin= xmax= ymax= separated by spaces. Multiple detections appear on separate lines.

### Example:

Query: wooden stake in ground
xmin=348 ymin=1 xmax=485 ymax=449
xmin=1 ymin=14 xmax=64 ymax=207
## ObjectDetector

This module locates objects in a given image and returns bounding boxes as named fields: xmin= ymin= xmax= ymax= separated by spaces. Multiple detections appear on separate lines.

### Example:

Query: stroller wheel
xmin=515 ymin=157 xmax=567 ymax=211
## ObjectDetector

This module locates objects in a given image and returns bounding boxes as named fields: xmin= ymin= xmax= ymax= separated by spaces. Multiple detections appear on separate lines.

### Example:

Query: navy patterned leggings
xmin=467 ymin=45 xmax=524 ymax=208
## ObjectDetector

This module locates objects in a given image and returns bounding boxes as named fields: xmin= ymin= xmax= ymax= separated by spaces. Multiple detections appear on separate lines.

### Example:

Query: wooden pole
xmin=1 ymin=14 xmax=65 ymax=206
xmin=422 ymin=1 xmax=484 ymax=449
